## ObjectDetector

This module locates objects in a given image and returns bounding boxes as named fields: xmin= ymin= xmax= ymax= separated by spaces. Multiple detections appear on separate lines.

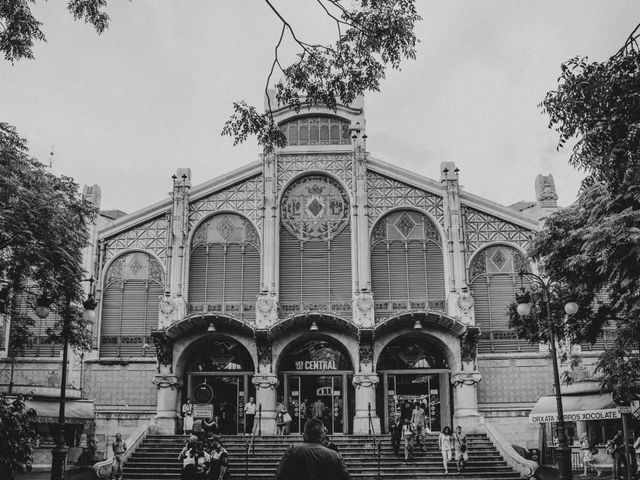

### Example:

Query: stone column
xmin=451 ymin=372 xmax=482 ymax=431
xmin=451 ymin=327 xmax=483 ymax=431
xmin=153 ymin=372 xmax=182 ymax=434
xmin=352 ymin=374 xmax=380 ymax=434
xmin=167 ymin=169 xmax=191 ymax=320
xmin=252 ymin=374 xmax=279 ymax=435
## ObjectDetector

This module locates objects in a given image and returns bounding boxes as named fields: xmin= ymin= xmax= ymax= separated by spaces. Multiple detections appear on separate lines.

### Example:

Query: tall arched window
xmin=468 ymin=245 xmax=536 ymax=353
xmin=279 ymin=175 xmax=352 ymax=316
xmin=100 ymin=252 xmax=164 ymax=357
xmin=187 ymin=214 xmax=260 ymax=321
xmin=370 ymin=210 xmax=446 ymax=319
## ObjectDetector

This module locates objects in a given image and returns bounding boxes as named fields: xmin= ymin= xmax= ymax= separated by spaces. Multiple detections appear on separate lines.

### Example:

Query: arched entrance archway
xmin=181 ymin=335 xmax=255 ymax=434
xmin=276 ymin=334 xmax=354 ymax=434
xmin=376 ymin=333 xmax=451 ymax=433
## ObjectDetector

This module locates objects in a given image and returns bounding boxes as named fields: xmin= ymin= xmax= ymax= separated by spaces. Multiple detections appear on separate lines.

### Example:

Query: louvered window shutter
xmin=188 ymin=245 xmax=208 ymax=302
xmin=425 ymin=242 xmax=446 ymax=310
xmin=301 ymin=238 xmax=330 ymax=310
xmin=370 ymin=243 xmax=390 ymax=313
xmin=279 ymin=227 xmax=303 ymax=314
xmin=241 ymin=245 xmax=260 ymax=321
xmin=329 ymin=228 xmax=352 ymax=313
xmin=99 ymin=282 xmax=124 ymax=357
xmin=10 ymin=293 xmax=62 ymax=357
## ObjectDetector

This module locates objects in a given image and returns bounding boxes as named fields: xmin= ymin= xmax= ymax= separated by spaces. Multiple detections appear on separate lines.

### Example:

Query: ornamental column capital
xmin=352 ymin=374 xmax=379 ymax=389
xmin=251 ymin=374 xmax=279 ymax=390
xmin=451 ymin=371 xmax=482 ymax=387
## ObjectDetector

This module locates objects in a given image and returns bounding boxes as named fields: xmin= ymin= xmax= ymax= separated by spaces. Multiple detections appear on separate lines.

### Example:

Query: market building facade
xmin=4 ymin=95 xmax=606 ymax=462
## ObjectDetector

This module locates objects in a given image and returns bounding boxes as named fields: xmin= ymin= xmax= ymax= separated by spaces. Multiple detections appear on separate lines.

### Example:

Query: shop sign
xmin=193 ymin=404 xmax=213 ymax=419
xmin=529 ymin=408 xmax=621 ymax=423
xmin=295 ymin=360 xmax=337 ymax=371
xmin=618 ymin=405 xmax=631 ymax=414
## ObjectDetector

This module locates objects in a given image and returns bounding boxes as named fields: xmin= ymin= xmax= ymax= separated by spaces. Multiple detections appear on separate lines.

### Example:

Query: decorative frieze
xmin=276 ymin=153 xmax=354 ymax=191
xmin=103 ymin=215 xmax=170 ymax=263
xmin=189 ymin=175 xmax=263 ymax=229
xmin=462 ymin=206 xmax=533 ymax=254
xmin=367 ymin=171 xmax=444 ymax=227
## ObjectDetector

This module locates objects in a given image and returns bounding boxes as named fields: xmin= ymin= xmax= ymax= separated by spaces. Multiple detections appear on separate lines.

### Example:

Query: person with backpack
xmin=453 ymin=426 xmax=468 ymax=473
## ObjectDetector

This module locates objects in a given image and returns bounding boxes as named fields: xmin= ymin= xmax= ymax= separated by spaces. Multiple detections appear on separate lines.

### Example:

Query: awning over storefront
xmin=24 ymin=399 xmax=95 ymax=425
xmin=529 ymin=394 xmax=621 ymax=423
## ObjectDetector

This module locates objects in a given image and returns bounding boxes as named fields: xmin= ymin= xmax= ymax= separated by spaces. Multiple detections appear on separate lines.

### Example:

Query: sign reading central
xmin=281 ymin=175 xmax=349 ymax=241
xmin=295 ymin=360 xmax=337 ymax=371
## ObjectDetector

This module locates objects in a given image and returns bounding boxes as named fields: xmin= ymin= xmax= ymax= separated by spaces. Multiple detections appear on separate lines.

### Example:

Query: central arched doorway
xmin=182 ymin=335 xmax=255 ymax=434
xmin=376 ymin=333 xmax=451 ymax=433
xmin=277 ymin=335 xmax=354 ymax=434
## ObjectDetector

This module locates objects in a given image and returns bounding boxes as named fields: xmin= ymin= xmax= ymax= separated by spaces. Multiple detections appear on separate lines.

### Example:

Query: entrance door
xmin=386 ymin=373 xmax=442 ymax=431
xmin=188 ymin=373 xmax=252 ymax=434
xmin=284 ymin=373 xmax=349 ymax=434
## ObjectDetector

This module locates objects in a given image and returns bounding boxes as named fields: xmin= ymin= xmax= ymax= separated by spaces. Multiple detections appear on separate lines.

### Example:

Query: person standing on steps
xmin=207 ymin=435 xmax=229 ymax=480
xmin=410 ymin=402 xmax=426 ymax=450
xmin=244 ymin=397 xmax=256 ymax=435
xmin=275 ymin=397 xmax=287 ymax=435
xmin=111 ymin=433 xmax=127 ymax=480
xmin=274 ymin=418 xmax=350 ymax=480
xmin=312 ymin=397 xmax=326 ymax=423
xmin=453 ymin=425 xmax=468 ymax=473
xmin=439 ymin=426 xmax=454 ymax=474
xmin=389 ymin=414 xmax=402 ymax=456
xmin=401 ymin=417 xmax=415 ymax=461
xmin=182 ymin=398 xmax=194 ymax=435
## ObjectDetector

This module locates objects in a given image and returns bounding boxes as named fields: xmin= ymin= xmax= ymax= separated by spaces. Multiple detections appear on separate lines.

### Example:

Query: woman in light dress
xmin=439 ymin=426 xmax=454 ymax=474
xmin=182 ymin=398 xmax=194 ymax=435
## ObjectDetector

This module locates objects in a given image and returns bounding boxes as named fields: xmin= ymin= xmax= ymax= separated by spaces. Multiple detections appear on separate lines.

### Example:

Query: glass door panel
xmin=287 ymin=376 xmax=302 ymax=434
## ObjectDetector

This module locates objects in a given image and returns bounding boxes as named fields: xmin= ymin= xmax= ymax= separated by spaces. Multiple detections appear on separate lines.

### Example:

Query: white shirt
xmin=245 ymin=402 xmax=256 ymax=415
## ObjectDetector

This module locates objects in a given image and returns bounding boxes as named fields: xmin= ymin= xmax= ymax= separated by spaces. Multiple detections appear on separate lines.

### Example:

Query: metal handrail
xmin=367 ymin=402 xmax=381 ymax=480
xmin=258 ymin=403 xmax=262 ymax=436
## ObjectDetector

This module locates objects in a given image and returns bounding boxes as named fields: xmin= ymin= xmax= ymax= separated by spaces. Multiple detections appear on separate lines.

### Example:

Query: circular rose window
xmin=281 ymin=175 xmax=349 ymax=241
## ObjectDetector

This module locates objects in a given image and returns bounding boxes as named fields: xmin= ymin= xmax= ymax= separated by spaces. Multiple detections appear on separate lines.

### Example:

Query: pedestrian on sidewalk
xmin=274 ymin=418 xmax=350 ymax=480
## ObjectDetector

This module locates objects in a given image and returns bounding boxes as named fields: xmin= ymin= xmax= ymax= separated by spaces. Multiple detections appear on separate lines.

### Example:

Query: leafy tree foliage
xmin=0 ymin=0 xmax=108 ymax=62
xmin=223 ymin=0 xmax=421 ymax=152
xmin=1 ymin=1 xmax=420 ymax=152
xmin=0 ymin=393 xmax=37 ymax=479
xmin=512 ymin=34 xmax=640 ymax=401
xmin=0 ymin=122 xmax=97 ymax=354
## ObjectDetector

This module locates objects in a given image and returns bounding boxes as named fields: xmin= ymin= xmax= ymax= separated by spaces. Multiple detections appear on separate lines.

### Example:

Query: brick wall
xmin=83 ymin=361 xmax=157 ymax=406
xmin=478 ymin=357 xmax=553 ymax=403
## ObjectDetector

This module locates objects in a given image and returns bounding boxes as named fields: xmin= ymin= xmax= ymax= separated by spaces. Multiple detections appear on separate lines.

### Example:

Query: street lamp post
xmin=35 ymin=283 xmax=97 ymax=480
xmin=515 ymin=271 xmax=578 ymax=480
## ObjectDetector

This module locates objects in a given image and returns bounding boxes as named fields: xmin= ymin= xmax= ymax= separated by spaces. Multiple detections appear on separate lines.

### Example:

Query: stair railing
xmin=258 ymin=403 xmax=262 ymax=436
xmin=367 ymin=402 xmax=381 ymax=480
xmin=244 ymin=441 xmax=250 ymax=480
xmin=245 ymin=403 xmax=262 ymax=480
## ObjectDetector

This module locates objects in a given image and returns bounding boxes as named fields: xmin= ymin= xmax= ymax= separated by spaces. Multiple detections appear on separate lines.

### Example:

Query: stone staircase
xmin=123 ymin=433 xmax=523 ymax=480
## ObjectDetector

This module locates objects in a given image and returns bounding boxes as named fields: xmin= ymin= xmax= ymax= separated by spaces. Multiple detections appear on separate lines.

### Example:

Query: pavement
xmin=17 ymin=467 xmax=97 ymax=480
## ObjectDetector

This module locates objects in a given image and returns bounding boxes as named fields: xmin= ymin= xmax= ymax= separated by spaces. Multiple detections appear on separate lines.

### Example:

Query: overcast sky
xmin=2 ymin=1 xmax=639 ymax=214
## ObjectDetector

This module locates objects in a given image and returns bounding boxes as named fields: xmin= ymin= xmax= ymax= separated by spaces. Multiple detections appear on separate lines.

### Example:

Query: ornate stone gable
xmin=189 ymin=174 xmax=263 ymax=229
xmin=462 ymin=206 xmax=533 ymax=254
xmin=277 ymin=153 xmax=354 ymax=191
xmin=104 ymin=215 xmax=169 ymax=262
xmin=366 ymin=171 xmax=444 ymax=227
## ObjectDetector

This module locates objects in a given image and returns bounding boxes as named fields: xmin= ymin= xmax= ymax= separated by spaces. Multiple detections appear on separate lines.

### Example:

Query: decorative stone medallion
xmin=159 ymin=296 xmax=175 ymax=315
xmin=450 ymin=372 xmax=482 ymax=387
xmin=356 ymin=291 xmax=374 ymax=315
xmin=281 ymin=175 xmax=349 ymax=241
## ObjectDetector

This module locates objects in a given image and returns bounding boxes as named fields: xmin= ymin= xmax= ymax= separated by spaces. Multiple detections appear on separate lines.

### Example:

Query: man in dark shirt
xmin=389 ymin=415 xmax=402 ymax=455
xmin=274 ymin=418 xmax=350 ymax=480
